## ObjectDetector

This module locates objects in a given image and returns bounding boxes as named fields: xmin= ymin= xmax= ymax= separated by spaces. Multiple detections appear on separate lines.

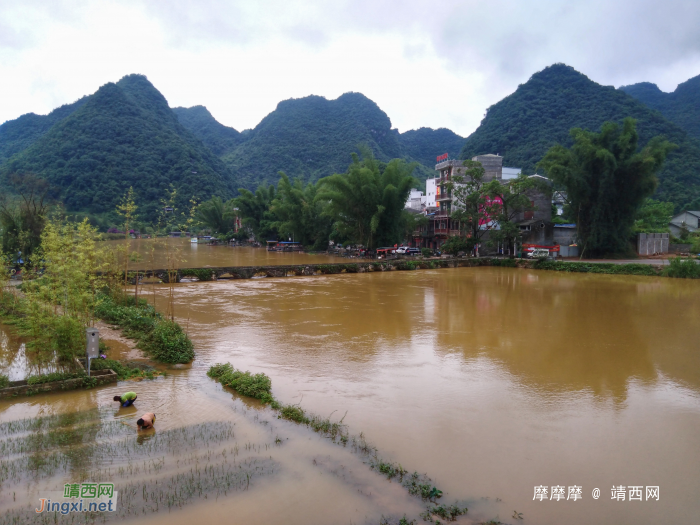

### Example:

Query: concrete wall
xmin=472 ymin=154 xmax=503 ymax=180
xmin=669 ymin=243 xmax=693 ymax=254
xmin=637 ymin=233 xmax=669 ymax=255
xmin=515 ymin=188 xmax=552 ymax=222
xmin=554 ymin=226 xmax=577 ymax=245
xmin=521 ymin=222 xmax=554 ymax=245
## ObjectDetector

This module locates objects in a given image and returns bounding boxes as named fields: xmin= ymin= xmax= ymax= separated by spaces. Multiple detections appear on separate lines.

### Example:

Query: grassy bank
xmin=94 ymin=294 xmax=194 ymax=364
xmin=526 ymin=256 xmax=700 ymax=278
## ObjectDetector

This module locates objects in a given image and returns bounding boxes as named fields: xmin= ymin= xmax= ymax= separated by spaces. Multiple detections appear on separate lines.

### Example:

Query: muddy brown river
xmin=2 ymin=263 xmax=699 ymax=524
xmin=108 ymin=238 xmax=351 ymax=269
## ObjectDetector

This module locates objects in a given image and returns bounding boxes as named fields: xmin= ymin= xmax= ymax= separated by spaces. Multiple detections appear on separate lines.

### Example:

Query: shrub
xmin=663 ymin=257 xmax=700 ymax=278
xmin=280 ymin=405 xmax=308 ymax=423
xmin=421 ymin=248 xmax=432 ymax=258
xmin=0 ymin=374 xmax=9 ymax=388
xmin=207 ymin=363 xmax=274 ymax=401
xmin=95 ymin=293 xmax=194 ymax=364
xmin=441 ymin=236 xmax=470 ymax=256
xmin=26 ymin=371 xmax=85 ymax=385
xmin=532 ymin=260 xmax=659 ymax=276
xmin=95 ymin=294 xmax=158 ymax=336
xmin=89 ymin=358 xmax=158 ymax=380
xmin=142 ymin=320 xmax=194 ymax=363
xmin=50 ymin=315 xmax=85 ymax=361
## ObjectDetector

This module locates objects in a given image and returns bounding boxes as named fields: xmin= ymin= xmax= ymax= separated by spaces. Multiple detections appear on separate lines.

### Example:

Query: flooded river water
xmin=108 ymin=238 xmax=350 ymax=269
xmin=2 ymin=262 xmax=699 ymax=524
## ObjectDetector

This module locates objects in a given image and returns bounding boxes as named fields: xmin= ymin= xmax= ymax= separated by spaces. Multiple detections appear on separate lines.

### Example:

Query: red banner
xmin=436 ymin=153 xmax=448 ymax=162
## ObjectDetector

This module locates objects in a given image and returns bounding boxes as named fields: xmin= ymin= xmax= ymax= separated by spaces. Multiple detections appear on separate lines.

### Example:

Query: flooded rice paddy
xmin=2 ymin=262 xmax=700 ymax=524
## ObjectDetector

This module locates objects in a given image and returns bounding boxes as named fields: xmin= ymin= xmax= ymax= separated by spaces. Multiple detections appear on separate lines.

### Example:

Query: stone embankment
xmin=124 ymin=257 xmax=671 ymax=283
xmin=0 ymin=369 xmax=117 ymax=398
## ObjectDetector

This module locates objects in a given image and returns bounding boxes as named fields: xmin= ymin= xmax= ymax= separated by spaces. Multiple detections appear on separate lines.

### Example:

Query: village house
xmin=669 ymin=210 xmax=700 ymax=237
xmin=409 ymin=154 xmax=554 ymax=250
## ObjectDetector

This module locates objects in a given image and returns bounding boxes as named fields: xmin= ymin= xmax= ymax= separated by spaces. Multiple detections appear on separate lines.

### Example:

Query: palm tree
xmin=316 ymin=150 xmax=417 ymax=248
xmin=196 ymin=196 xmax=237 ymax=234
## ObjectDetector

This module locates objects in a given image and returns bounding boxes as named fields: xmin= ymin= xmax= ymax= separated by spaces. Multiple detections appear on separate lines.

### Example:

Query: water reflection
xmin=156 ymin=267 xmax=700 ymax=525
xmin=105 ymin=238 xmax=350 ymax=269
xmin=174 ymin=269 xmax=699 ymax=399
xmin=0 ymin=323 xmax=71 ymax=381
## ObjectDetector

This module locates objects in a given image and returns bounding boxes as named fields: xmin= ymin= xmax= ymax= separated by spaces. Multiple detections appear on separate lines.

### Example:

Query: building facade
xmin=411 ymin=154 xmax=560 ymax=250
xmin=669 ymin=211 xmax=700 ymax=237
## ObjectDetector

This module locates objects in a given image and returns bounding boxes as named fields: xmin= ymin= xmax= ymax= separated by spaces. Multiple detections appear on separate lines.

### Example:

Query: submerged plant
xmin=421 ymin=503 xmax=467 ymax=522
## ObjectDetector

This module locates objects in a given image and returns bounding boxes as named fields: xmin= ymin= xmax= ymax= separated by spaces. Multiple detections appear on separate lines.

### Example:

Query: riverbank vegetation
xmin=0 ymin=190 xmax=196 ymax=381
xmin=539 ymin=118 xmax=676 ymax=257
xmin=196 ymin=149 xmax=419 ymax=250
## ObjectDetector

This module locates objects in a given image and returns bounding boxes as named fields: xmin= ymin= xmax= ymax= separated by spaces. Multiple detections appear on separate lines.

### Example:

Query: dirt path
xmin=94 ymin=321 xmax=147 ymax=361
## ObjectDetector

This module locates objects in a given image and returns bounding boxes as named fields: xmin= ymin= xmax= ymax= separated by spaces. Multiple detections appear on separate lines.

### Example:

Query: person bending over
xmin=137 ymin=412 xmax=156 ymax=429
xmin=114 ymin=392 xmax=137 ymax=407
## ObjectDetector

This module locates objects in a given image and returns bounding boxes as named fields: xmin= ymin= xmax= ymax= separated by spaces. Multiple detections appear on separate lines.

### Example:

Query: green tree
xmin=440 ymin=236 xmax=470 ymax=256
xmin=233 ymin=184 xmax=278 ymax=241
xmin=0 ymin=175 xmax=50 ymax=264
xmin=316 ymin=150 xmax=417 ymax=248
xmin=196 ymin=196 xmax=238 ymax=234
xmin=633 ymin=199 xmax=674 ymax=233
xmin=270 ymin=173 xmax=331 ymax=249
xmin=485 ymin=174 xmax=547 ymax=253
xmin=448 ymin=160 xmax=501 ymax=248
xmin=538 ymin=118 xmax=676 ymax=257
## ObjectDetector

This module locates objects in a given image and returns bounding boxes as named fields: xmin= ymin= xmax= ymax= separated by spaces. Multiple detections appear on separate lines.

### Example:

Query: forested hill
xmin=398 ymin=127 xmax=465 ymax=168
xmin=0 ymin=97 xmax=88 ymax=162
xmin=172 ymin=105 xmax=242 ymax=156
xmin=620 ymin=75 xmax=700 ymax=140
xmin=460 ymin=64 xmax=700 ymax=209
xmin=0 ymin=75 xmax=235 ymax=217
xmin=218 ymin=92 xmax=406 ymax=189
xmin=175 ymin=96 xmax=463 ymax=189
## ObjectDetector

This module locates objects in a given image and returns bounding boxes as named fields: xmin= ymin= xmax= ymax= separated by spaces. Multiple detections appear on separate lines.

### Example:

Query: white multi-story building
xmin=405 ymin=188 xmax=426 ymax=210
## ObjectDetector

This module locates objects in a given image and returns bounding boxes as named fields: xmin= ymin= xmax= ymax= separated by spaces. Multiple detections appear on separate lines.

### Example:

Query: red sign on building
xmin=436 ymin=153 xmax=449 ymax=162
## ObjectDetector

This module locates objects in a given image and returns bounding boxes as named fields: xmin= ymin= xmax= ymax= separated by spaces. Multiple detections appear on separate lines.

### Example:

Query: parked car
xmin=406 ymin=248 xmax=421 ymax=255
xmin=527 ymin=248 xmax=550 ymax=258
xmin=395 ymin=246 xmax=408 ymax=254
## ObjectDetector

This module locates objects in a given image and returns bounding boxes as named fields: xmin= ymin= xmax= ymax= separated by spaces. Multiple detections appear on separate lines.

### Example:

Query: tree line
xmin=198 ymin=148 xmax=420 ymax=250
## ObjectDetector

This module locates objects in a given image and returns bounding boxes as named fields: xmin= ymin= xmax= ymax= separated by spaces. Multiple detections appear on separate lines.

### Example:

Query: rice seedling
xmin=420 ymin=503 xmax=468 ymax=522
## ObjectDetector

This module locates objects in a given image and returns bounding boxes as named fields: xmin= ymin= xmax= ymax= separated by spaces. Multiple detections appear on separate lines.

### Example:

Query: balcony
xmin=434 ymin=228 xmax=461 ymax=236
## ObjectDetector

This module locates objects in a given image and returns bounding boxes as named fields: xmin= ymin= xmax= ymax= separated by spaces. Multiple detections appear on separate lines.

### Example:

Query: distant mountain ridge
xmin=0 ymin=97 xmax=88 ymax=162
xmin=0 ymin=75 xmax=235 ymax=217
xmin=620 ymin=75 xmax=700 ymax=140
xmin=173 ymin=93 xmax=465 ymax=189
xmin=3 ymin=65 xmax=699 ymax=220
xmin=460 ymin=64 xmax=700 ymax=208
xmin=172 ymin=105 xmax=243 ymax=157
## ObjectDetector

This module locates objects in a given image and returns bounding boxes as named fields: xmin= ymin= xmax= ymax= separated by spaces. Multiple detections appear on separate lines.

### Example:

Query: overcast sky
xmin=1 ymin=0 xmax=699 ymax=137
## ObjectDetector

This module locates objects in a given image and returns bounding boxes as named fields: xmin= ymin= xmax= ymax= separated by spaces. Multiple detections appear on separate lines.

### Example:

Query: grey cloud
xmin=138 ymin=0 xmax=700 ymax=88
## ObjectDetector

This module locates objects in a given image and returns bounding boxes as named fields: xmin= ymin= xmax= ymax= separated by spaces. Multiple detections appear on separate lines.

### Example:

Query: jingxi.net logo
xmin=36 ymin=483 xmax=118 ymax=515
